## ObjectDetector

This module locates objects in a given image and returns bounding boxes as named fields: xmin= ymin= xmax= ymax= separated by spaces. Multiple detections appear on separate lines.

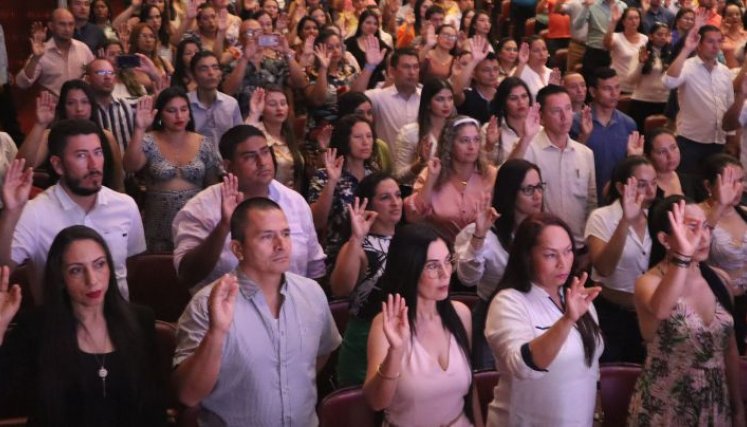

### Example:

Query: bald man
xmin=563 ymin=72 xmax=588 ymax=113
xmin=16 ymin=8 xmax=94 ymax=95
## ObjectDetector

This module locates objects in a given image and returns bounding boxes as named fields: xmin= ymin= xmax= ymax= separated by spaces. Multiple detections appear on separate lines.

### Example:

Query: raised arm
xmin=18 ymin=91 xmax=55 ymax=167
xmin=308 ymin=149 xmax=344 ymax=229
xmin=173 ymin=274 xmax=238 ymax=406
xmin=112 ymin=0 xmax=142 ymax=33
xmin=0 ymin=160 xmax=33 ymax=271
xmin=603 ymin=4 xmax=622 ymax=50
xmin=123 ymin=96 xmax=156 ymax=173
xmin=0 ymin=266 xmax=22 ymax=347
xmin=16 ymin=22 xmax=47 ymax=89
xmin=304 ymin=45 xmax=333 ymax=106
xmin=665 ymin=28 xmax=698 ymax=80
xmin=723 ymin=73 xmax=747 ymax=132
xmin=329 ymin=198 xmax=378 ymax=297
xmin=350 ymin=36 xmax=386 ymax=93
xmin=452 ymin=36 xmax=489 ymax=106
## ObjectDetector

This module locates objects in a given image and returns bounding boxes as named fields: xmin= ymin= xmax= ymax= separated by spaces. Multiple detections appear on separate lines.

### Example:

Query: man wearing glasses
xmin=87 ymin=58 xmax=137 ymax=154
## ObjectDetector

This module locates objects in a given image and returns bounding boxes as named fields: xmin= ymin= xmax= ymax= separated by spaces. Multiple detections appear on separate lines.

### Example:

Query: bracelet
xmin=376 ymin=363 xmax=400 ymax=380
xmin=672 ymin=250 xmax=694 ymax=259
xmin=471 ymin=234 xmax=486 ymax=240
xmin=364 ymin=63 xmax=377 ymax=72
xmin=669 ymin=255 xmax=692 ymax=268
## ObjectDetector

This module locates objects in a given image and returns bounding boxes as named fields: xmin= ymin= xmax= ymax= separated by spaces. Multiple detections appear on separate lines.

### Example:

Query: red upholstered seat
xmin=599 ymin=363 xmax=642 ymax=427
xmin=318 ymin=386 xmax=377 ymax=427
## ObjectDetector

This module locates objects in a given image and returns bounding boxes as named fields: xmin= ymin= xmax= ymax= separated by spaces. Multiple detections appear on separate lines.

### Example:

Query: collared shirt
xmin=663 ymin=55 xmax=734 ymax=144
xmin=479 ymin=118 xmax=534 ymax=166
xmin=485 ymin=284 xmax=602 ymax=426
xmin=365 ymin=84 xmax=422 ymax=154
xmin=73 ymin=22 xmax=107 ymax=53
xmin=11 ymin=184 xmax=146 ymax=303
xmin=188 ymin=90 xmax=243 ymax=150
xmin=642 ymin=7 xmax=675 ymax=34
xmin=15 ymin=38 xmax=94 ymax=96
xmin=251 ymin=122 xmax=297 ymax=190
xmin=394 ymin=122 xmax=437 ymax=178
xmin=570 ymin=107 xmax=637 ymax=201
xmin=523 ymin=129 xmax=597 ymax=245
xmin=96 ymin=97 xmax=136 ymax=153
xmin=584 ymin=200 xmax=651 ymax=293
xmin=458 ymin=87 xmax=497 ymax=125
xmin=173 ymin=271 xmax=342 ymax=427
xmin=581 ymin=0 xmax=628 ymax=49
xmin=173 ymin=181 xmax=326 ymax=294
xmin=564 ymin=0 xmax=589 ymax=42
xmin=0 ymin=25 xmax=8 ymax=86
xmin=455 ymin=223 xmax=509 ymax=301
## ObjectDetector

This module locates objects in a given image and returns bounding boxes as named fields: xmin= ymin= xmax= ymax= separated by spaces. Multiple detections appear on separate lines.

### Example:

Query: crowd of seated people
xmin=1 ymin=0 xmax=747 ymax=424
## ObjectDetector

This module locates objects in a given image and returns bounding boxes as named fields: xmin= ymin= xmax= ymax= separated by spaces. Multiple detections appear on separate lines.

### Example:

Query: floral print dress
xmin=627 ymin=272 xmax=734 ymax=427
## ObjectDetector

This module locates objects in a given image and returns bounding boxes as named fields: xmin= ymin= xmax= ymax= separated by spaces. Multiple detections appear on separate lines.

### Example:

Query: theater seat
xmin=599 ymin=363 xmax=642 ymax=427
xmin=329 ymin=298 xmax=350 ymax=336
xmin=473 ymin=369 xmax=499 ymax=421
xmin=452 ymin=292 xmax=479 ymax=310
xmin=616 ymin=95 xmax=632 ymax=116
xmin=9 ymin=263 xmax=34 ymax=311
xmin=318 ymin=386 xmax=377 ymax=427
xmin=127 ymin=253 xmax=191 ymax=322
xmin=553 ymin=48 xmax=568 ymax=73
xmin=644 ymin=114 xmax=668 ymax=135
xmin=740 ymin=357 xmax=747 ymax=408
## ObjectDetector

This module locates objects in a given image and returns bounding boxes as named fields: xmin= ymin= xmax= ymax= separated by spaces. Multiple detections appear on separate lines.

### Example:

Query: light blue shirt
xmin=581 ymin=0 xmax=628 ymax=49
xmin=174 ymin=271 xmax=342 ymax=427
xmin=187 ymin=90 xmax=243 ymax=149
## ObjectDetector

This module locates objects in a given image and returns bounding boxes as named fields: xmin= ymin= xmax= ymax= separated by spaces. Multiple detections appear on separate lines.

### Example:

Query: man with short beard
xmin=0 ymin=119 xmax=146 ymax=304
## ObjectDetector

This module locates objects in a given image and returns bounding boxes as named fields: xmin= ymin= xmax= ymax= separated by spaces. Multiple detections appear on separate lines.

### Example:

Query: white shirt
xmin=628 ymin=50 xmax=669 ymax=103
xmin=485 ymin=285 xmax=602 ymax=426
xmin=663 ymin=55 xmax=734 ymax=144
xmin=523 ymin=129 xmax=597 ymax=246
xmin=11 ymin=184 xmax=146 ymax=302
xmin=172 ymin=180 xmax=326 ymax=294
xmin=610 ymin=32 xmax=648 ymax=93
xmin=394 ymin=123 xmax=437 ymax=178
xmin=519 ymin=66 xmax=553 ymax=101
xmin=454 ymin=223 xmax=509 ymax=301
xmin=365 ymin=85 xmax=422 ymax=155
xmin=480 ymin=119 xmax=534 ymax=166
xmin=584 ymin=200 xmax=652 ymax=293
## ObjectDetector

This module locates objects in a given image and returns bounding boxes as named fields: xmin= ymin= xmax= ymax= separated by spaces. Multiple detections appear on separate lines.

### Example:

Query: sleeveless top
xmin=709 ymin=223 xmax=747 ymax=291
xmin=141 ymin=132 xmax=222 ymax=187
xmin=385 ymin=334 xmax=472 ymax=427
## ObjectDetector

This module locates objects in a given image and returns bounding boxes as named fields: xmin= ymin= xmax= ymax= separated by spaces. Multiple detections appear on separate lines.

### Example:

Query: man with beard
xmin=0 ymin=119 xmax=146 ymax=304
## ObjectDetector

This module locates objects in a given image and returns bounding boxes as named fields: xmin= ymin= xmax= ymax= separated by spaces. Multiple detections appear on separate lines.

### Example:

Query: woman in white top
xmin=395 ymin=78 xmax=455 ymax=184
xmin=700 ymin=154 xmax=747 ymax=353
xmin=455 ymin=158 xmax=544 ymax=369
xmin=482 ymin=77 xmax=534 ymax=166
xmin=585 ymin=156 xmax=656 ymax=364
xmin=514 ymin=36 xmax=557 ymax=101
xmin=364 ymin=223 xmax=481 ymax=427
xmin=627 ymin=22 xmax=672 ymax=132
xmin=485 ymin=213 xmax=604 ymax=427
xmin=245 ymin=86 xmax=305 ymax=193
xmin=604 ymin=6 xmax=647 ymax=94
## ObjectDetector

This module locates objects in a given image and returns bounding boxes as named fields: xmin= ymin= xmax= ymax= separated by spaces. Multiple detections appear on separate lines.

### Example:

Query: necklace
xmin=80 ymin=323 xmax=109 ymax=398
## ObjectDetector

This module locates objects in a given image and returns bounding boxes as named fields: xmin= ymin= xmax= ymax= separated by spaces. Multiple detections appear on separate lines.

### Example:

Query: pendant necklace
xmin=80 ymin=324 xmax=109 ymax=398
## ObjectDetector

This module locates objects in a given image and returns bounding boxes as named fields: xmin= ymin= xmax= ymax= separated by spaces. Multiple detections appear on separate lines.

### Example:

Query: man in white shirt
xmin=187 ymin=51 xmax=242 ymax=150
xmin=511 ymin=85 xmax=597 ymax=255
xmin=722 ymin=71 xmax=747 ymax=172
xmin=351 ymin=47 xmax=422 ymax=152
xmin=663 ymin=24 xmax=735 ymax=177
xmin=173 ymin=125 xmax=326 ymax=294
xmin=0 ymin=119 xmax=146 ymax=304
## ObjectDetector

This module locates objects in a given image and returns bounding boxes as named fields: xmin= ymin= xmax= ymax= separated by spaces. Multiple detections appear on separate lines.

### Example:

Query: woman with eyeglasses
xmin=584 ymin=156 xmax=656 ymax=364
xmin=363 ymin=223 xmax=482 ymax=427
xmin=124 ymin=87 xmax=222 ymax=252
xmin=404 ymin=115 xmax=497 ymax=245
xmin=670 ymin=8 xmax=695 ymax=46
xmin=455 ymin=158 xmax=545 ymax=369
xmin=485 ymin=213 xmax=603 ymax=426
xmin=419 ymin=24 xmax=459 ymax=82
xmin=628 ymin=196 xmax=745 ymax=425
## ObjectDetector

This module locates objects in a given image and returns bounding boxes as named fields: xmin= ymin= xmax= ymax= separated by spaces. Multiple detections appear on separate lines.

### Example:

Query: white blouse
xmin=485 ymin=284 xmax=602 ymax=427
xmin=610 ymin=32 xmax=648 ymax=93
xmin=454 ymin=223 xmax=509 ymax=301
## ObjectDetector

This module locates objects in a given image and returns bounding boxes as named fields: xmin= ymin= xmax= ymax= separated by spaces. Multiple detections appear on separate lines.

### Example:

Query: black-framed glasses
xmin=519 ymin=182 xmax=546 ymax=196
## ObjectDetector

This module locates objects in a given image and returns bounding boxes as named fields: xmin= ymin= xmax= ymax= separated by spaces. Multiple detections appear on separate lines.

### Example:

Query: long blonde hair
xmin=434 ymin=115 xmax=489 ymax=189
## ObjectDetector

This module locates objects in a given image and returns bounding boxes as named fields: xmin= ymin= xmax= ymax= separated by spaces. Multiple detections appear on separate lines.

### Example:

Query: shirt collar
xmin=188 ymin=90 xmax=222 ymax=110
xmin=52 ymin=183 xmax=108 ymax=212
xmin=236 ymin=269 xmax=288 ymax=300
xmin=536 ymin=129 xmax=575 ymax=151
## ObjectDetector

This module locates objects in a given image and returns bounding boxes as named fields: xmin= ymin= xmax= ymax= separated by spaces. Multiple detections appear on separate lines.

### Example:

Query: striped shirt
xmin=96 ymin=97 xmax=136 ymax=153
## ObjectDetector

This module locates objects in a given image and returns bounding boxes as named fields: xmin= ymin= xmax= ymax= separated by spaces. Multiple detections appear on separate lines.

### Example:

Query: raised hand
xmin=316 ymin=124 xmax=333 ymax=149
xmin=348 ymin=197 xmax=379 ymax=240
xmin=485 ymin=116 xmax=500 ymax=153
xmin=405 ymin=11 xmax=416 ymax=26
xmin=276 ymin=12 xmax=289 ymax=33
xmin=610 ymin=3 xmax=622 ymax=22
xmin=217 ymin=8 xmax=229 ymax=32
xmin=364 ymin=35 xmax=386 ymax=67
xmin=580 ymin=105 xmax=593 ymax=137
xmin=469 ymin=35 xmax=489 ymax=64
xmin=0 ymin=266 xmax=22 ymax=339
xmin=683 ymin=25 xmax=701 ymax=53
xmin=426 ymin=156 xmax=442 ymax=179
xmin=667 ymin=199 xmax=701 ymax=257
xmin=638 ymin=45 xmax=649 ymax=64
xmin=381 ymin=293 xmax=410 ymax=350
xmin=29 ymin=22 xmax=47 ymax=58
xmin=117 ymin=22 xmax=131 ymax=52
xmin=249 ymin=87 xmax=266 ymax=117
xmin=417 ymin=135 xmax=434 ymax=163
xmin=324 ymin=148 xmax=345 ymax=183
xmin=220 ymin=173 xmax=244 ymax=226
xmin=549 ymin=67 xmax=562 ymax=86
xmin=694 ymin=7 xmax=709 ymax=30
xmin=523 ymin=103 xmax=542 ymax=140
xmin=2 ymin=159 xmax=33 ymax=213
xmin=208 ymin=274 xmax=239 ymax=334
xmin=563 ymin=272 xmax=600 ymax=322
xmin=186 ymin=0 xmax=200 ymax=20
xmin=134 ymin=52 xmax=160 ymax=80
xmin=713 ymin=164 xmax=743 ymax=207
xmin=35 ymin=91 xmax=57 ymax=127
xmin=474 ymin=194 xmax=500 ymax=238
xmin=621 ymin=176 xmax=645 ymax=223
xmin=314 ymin=43 xmax=332 ymax=70
xmin=425 ymin=24 xmax=437 ymax=48
xmin=134 ymin=96 xmax=157 ymax=131
xmin=518 ymin=42 xmax=530 ymax=65
xmin=626 ymin=131 xmax=644 ymax=156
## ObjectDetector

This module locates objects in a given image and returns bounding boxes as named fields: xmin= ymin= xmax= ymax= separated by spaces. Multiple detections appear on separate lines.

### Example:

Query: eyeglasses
xmin=423 ymin=256 xmax=455 ymax=279
xmin=440 ymin=34 xmax=458 ymax=41
xmin=93 ymin=69 xmax=115 ymax=76
xmin=519 ymin=182 xmax=546 ymax=196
